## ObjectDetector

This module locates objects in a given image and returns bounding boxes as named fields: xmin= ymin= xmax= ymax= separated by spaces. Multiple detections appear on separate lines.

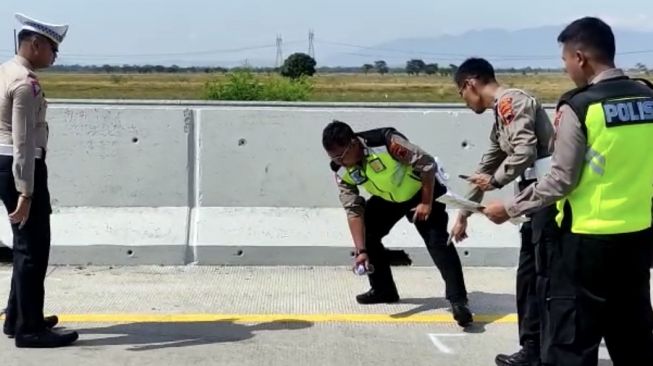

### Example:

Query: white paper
xmin=435 ymin=190 xmax=483 ymax=212
xmin=436 ymin=190 xmax=530 ymax=225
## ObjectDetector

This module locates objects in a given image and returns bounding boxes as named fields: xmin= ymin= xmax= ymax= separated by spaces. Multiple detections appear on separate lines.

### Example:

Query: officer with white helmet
xmin=0 ymin=12 xmax=78 ymax=348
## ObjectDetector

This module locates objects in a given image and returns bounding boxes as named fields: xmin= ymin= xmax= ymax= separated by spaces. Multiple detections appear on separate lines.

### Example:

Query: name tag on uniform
xmin=368 ymin=158 xmax=386 ymax=173
xmin=603 ymin=98 xmax=653 ymax=127
xmin=349 ymin=168 xmax=367 ymax=184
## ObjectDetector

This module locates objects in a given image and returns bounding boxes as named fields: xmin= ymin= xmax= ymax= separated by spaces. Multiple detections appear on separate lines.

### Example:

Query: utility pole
xmin=275 ymin=34 xmax=283 ymax=68
xmin=308 ymin=29 xmax=315 ymax=59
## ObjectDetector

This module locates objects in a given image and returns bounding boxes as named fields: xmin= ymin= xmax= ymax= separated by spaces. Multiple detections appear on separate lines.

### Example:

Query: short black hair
xmin=322 ymin=120 xmax=355 ymax=150
xmin=454 ymin=58 xmax=496 ymax=87
xmin=557 ymin=17 xmax=615 ymax=62
xmin=17 ymin=30 xmax=39 ymax=44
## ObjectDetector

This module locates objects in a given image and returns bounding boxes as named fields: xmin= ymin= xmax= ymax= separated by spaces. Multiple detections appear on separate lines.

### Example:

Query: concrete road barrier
xmin=0 ymin=100 xmax=559 ymax=266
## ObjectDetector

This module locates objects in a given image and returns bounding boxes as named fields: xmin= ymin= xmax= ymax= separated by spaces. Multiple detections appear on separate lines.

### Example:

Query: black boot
xmin=451 ymin=301 xmax=473 ymax=327
xmin=4 ymin=315 xmax=59 ymax=338
xmin=495 ymin=340 xmax=540 ymax=366
xmin=355 ymin=289 xmax=399 ymax=304
xmin=15 ymin=328 xmax=78 ymax=348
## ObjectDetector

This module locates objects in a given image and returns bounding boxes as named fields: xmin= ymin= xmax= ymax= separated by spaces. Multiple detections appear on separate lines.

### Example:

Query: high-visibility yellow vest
xmin=555 ymin=76 xmax=653 ymax=234
xmin=333 ymin=128 xmax=422 ymax=203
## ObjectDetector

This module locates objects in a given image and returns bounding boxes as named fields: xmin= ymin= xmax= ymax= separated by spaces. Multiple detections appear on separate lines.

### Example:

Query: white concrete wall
xmin=0 ymin=100 xmax=558 ymax=266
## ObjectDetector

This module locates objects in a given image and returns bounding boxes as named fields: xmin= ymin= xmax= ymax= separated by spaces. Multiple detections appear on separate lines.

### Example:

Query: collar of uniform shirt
xmin=357 ymin=136 xmax=372 ymax=157
xmin=14 ymin=55 xmax=34 ymax=70
xmin=589 ymin=68 xmax=625 ymax=84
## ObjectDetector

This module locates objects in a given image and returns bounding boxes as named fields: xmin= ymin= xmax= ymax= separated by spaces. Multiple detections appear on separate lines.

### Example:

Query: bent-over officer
xmin=0 ymin=13 xmax=78 ymax=348
xmin=482 ymin=17 xmax=653 ymax=365
xmin=322 ymin=120 xmax=473 ymax=327
xmin=451 ymin=57 xmax=556 ymax=366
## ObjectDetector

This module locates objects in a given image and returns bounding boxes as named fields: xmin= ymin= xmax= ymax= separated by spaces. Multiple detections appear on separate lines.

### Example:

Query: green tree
xmin=406 ymin=59 xmax=426 ymax=75
xmin=374 ymin=60 xmax=389 ymax=75
xmin=281 ymin=53 xmax=317 ymax=79
xmin=424 ymin=63 xmax=439 ymax=75
xmin=362 ymin=64 xmax=374 ymax=74
xmin=636 ymin=62 xmax=650 ymax=75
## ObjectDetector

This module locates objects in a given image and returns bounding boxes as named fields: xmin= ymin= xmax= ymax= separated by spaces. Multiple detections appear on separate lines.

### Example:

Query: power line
xmin=55 ymin=40 xmax=304 ymax=59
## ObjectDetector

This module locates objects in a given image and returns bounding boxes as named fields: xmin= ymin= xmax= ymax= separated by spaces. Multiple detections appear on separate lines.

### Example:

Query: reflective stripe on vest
xmin=337 ymin=146 xmax=422 ymax=203
xmin=555 ymin=96 xmax=653 ymax=234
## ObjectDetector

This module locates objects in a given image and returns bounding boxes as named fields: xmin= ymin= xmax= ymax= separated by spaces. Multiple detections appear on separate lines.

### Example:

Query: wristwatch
xmin=355 ymin=248 xmax=368 ymax=256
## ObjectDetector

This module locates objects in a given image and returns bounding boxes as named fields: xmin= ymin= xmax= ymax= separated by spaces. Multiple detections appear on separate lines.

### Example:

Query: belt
xmin=0 ymin=144 xmax=44 ymax=159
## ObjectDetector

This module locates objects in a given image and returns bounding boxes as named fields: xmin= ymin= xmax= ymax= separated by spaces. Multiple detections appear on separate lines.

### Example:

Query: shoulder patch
xmin=553 ymin=109 xmax=563 ymax=130
xmin=389 ymin=139 xmax=412 ymax=161
xmin=497 ymin=96 xmax=515 ymax=124
xmin=553 ymin=109 xmax=563 ymax=141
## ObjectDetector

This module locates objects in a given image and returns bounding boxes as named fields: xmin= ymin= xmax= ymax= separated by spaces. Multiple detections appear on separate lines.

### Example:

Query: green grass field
xmin=38 ymin=72 xmax=651 ymax=103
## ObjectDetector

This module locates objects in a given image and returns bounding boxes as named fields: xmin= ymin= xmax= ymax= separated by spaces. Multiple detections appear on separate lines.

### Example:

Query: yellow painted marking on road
xmin=0 ymin=313 xmax=518 ymax=324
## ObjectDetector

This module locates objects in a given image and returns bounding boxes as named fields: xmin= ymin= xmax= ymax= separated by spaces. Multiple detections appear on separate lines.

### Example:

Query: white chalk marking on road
xmin=427 ymin=333 xmax=465 ymax=354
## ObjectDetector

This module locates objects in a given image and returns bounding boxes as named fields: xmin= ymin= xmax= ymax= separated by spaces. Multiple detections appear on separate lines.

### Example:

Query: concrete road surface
xmin=0 ymin=265 xmax=619 ymax=365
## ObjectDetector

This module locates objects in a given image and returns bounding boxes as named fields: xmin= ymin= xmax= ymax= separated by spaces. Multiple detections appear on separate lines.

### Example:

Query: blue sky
xmin=1 ymin=0 xmax=651 ymax=66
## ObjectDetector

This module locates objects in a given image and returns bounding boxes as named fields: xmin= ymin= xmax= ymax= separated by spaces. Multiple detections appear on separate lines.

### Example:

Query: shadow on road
xmin=74 ymin=319 xmax=313 ymax=351
xmin=389 ymin=291 xmax=517 ymax=333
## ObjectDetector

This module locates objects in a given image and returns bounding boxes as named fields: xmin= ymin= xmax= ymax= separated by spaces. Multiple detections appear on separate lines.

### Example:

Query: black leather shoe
xmin=355 ymin=289 xmax=399 ymax=304
xmin=15 ymin=328 xmax=78 ymax=348
xmin=4 ymin=315 xmax=59 ymax=338
xmin=451 ymin=301 xmax=473 ymax=327
xmin=495 ymin=341 xmax=540 ymax=366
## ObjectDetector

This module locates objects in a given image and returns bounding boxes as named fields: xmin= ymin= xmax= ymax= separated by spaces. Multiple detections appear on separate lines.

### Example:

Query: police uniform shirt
xmin=463 ymin=88 xmax=554 ymax=216
xmin=0 ymin=55 xmax=49 ymax=196
xmin=506 ymin=68 xmax=627 ymax=217
xmin=335 ymin=132 xmax=436 ymax=218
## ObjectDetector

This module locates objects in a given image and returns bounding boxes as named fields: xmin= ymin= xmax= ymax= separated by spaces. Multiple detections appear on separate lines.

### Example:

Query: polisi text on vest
xmin=603 ymin=98 xmax=653 ymax=125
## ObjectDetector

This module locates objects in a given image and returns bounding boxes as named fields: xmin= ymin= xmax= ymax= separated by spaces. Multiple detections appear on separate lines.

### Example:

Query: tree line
xmin=45 ymin=57 xmax=649 ymax=76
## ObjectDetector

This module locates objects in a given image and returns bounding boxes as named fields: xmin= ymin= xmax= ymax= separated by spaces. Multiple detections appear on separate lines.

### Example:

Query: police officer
xmin=483 ymin=17 xmax=653 ymax=365
xmin=451 ymin=57 xmax=555 ymax=366
xmin=322 ymin=120 xmax=473 ymax=327
xmin=0 ymin=13 xmax=78 ymax=347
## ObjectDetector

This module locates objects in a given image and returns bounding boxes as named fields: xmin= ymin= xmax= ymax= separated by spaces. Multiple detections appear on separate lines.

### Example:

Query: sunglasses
xmin=458 ymin=79 xmax=471 ymax=97
xmin=329 ymin=141 xmax=354 ymax=163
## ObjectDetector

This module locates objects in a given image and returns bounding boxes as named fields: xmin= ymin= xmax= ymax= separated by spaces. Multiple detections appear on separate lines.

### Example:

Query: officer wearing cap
xmin=483 ymin=17 xmax=653 ymax=365
xmin=451 ymin=57 xmax=556 ymax=366
xmin=0 ymin=13 xmax=78 ymax=347
xmin=322 ymin=120 xmax=473 ymax=327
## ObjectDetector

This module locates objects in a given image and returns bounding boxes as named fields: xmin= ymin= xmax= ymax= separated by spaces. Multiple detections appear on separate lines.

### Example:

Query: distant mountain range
xmin=322 ymin=26 xmax=653 ymax=68
xmin=57 ymin=25 xmax=653 ymax=69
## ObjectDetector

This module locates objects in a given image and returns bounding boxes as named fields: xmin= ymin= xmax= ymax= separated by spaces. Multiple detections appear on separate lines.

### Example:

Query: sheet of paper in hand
xmin=435 ymin=190 xmax=483 ymax=213
xmin=435 ymin=190 xmax=530 ymax=225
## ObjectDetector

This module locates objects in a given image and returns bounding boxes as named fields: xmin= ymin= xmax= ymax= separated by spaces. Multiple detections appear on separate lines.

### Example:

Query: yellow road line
xmin=0 ymin=313 xmax=518 ymax=324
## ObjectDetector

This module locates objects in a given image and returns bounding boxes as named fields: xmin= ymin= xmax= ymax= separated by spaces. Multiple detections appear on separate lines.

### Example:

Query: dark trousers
xmin=516 ymin=219 xmax=540 ymax=346
xmin=517 ymin=204 xmax=558 ymax=347
xmin=540 ymin=226 xmax=653 ymax=366
xmin=364 ymin=191 xmax=468 ymax=303
xmin=0 ymin=156 xmax=52 ymax=335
